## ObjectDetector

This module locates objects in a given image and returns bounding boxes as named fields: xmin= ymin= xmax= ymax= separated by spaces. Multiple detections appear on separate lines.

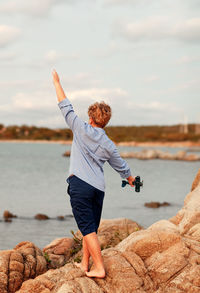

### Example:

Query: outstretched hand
xmin=52 ymin=69 xmax=60 ymax=84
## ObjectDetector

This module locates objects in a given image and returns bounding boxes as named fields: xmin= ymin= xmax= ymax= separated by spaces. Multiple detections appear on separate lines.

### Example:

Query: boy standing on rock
xmin=52 ymin=70 xmax=135 ymax=278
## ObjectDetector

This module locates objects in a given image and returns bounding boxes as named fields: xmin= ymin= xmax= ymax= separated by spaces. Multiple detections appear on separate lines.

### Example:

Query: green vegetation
xmin=43 ymin=252 xmax=51 ymax=264
xmin=0 ymin=123 xmax=199 ymax=142
xmin=69 ymin=230 xmax=82 ymax=257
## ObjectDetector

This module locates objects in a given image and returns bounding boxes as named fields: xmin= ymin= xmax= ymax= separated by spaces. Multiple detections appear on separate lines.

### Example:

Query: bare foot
xmin=74 ymin=262 xmax=88 ymax=272
xmin=86 ymin=268 xmax=106 ymax=278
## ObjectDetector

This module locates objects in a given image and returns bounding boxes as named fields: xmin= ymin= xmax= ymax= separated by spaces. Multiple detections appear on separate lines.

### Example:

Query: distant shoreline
xmin=0 ymin=139 xmax=200 ymax=147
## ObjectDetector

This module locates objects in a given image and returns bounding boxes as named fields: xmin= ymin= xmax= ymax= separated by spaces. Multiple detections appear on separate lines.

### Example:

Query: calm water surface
xmin=0 ymin=142 xmax=199 ymax=250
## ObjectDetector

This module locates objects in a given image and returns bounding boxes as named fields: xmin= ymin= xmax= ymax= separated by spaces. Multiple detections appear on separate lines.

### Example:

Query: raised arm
xmin=108 ymin=147 xmax=135 ymax=187
xmin=52 ymin=70 xmax=85 ymax=132
xmin=52 ymin=69 xmax=66 ymax=103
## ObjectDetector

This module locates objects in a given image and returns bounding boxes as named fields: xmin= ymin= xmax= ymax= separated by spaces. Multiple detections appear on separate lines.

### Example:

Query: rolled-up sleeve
xmin=58 ymin=98 xmax=85 ymax=132
xmin=108 ymin=147 xmax=132 ymax=178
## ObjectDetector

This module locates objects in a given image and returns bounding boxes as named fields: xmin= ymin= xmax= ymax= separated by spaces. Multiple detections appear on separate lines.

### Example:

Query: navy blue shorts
xmin=67 ymin=175 xmax=105 ymax=236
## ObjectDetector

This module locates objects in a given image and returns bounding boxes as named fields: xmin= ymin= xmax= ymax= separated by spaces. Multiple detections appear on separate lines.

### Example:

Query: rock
xmin=34 ymin=213 xmax=49 ymax=220
xmin=170 ymin=185 xmax=200 ymax=235
xmin=191 ymin=168 xmax=200 ymax=191
xmin=0 ymin=241 xmax=47 ymax=293
xmin=120 ymin=149 xmax=200 ymax=161
xmin=75 ymin=218 xmax=142 ymax=250
xmin=57 ymin=216 xmax=65 ymax=221
xmin=184 ymin=154 xmax=200 ymax=161
xmin=42 ymin=219 xmax=142 ymax=270
xmin=175 ymin=150 xmax=187 ymax=160
xmin=144 ymin=201 xmax=171 ymax=208
xmin=144 ymin=241 xmax=189 ymax=288
xmin=156 ymin=150 xmax=175 ymax=160
xmin=186 ymin=223 xmax=200 ymax=240
xmin=43 ymin=238 xmax=75 ymax=269
xmin=140 ymin=149 xmax=159 ymax=160
xmin=3 ymin=210 xmax=17 ymax=220
xmin=63 ymin=151 xmax=70 ymax=157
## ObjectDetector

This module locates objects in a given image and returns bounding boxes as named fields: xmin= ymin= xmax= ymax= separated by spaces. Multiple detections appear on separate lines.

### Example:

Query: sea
xmin=0 ymin=142 xmax=199 ymax=250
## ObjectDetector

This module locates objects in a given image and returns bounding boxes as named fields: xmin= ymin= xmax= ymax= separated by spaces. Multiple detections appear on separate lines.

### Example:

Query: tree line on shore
xmin=0 ymin=123 xmax=199 ymax=142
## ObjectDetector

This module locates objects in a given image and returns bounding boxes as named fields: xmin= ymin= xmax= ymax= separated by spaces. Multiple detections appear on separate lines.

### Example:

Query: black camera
xmin=122 ymin=176 xmax=143 ymax=192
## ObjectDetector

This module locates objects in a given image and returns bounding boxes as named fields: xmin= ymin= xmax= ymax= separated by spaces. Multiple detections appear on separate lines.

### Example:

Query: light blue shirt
xmin=58 ymin=97 xmax=131 ymax=191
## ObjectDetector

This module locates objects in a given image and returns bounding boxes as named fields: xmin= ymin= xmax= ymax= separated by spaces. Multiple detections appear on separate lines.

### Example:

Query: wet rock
xmin=34 ymin=213 xmax=49 ymax=220
xmin=144 ymin=201 xmax=171 ymax=208
xmin=3 ymin=210 xmax=17 ymax=220
xmin=57 ymin=216 xmax=65 ymax=221
xmin=63 ymin=151 xmax=70 ymax=157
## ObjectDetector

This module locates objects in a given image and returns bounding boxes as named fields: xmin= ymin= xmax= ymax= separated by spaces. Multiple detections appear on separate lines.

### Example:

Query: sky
xmin=0 ymin=0 xmax=199 ymax=127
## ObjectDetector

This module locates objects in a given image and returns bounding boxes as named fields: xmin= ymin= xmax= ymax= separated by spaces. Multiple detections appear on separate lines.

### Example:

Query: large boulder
xmin=75 ymin=218 xmax=142 ymax=250
xmin=170 ymin=185 xmax=200 ymax=235
xmin=43 ymin=238 xmax=75 ymax=269
xmin=191 ymin=168 xmax=200 ymax=191
xmin=0 ymin=242 xmax=47 ymax=293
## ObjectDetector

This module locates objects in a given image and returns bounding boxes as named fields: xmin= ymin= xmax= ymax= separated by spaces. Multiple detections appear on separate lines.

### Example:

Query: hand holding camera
xmin=122 ymin=176 xmax=143 ymax=192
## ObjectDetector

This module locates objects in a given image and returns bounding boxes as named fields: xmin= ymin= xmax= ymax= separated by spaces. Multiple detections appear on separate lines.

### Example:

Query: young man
xmin=52 ymin=70 xmax=135 ymax=278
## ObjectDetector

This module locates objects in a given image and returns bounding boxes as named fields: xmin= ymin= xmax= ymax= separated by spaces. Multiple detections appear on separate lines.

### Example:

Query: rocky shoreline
xmin=120 ymin=149 xmax=200 ymax=161
xmin=0 ymin=169 xmax=200 ymax=292
xmin=1 ymin=139 xmax=200 ymax=148
xmin=63 ymin=149 xmax=200 ymax=161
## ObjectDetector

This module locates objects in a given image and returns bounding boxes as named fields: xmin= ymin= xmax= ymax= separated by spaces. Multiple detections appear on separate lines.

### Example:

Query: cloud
xmin=69 ymin=87 xmax=128 ymax=103
xmin=12 ymin=91 xmax=55 ymax=111
xmin=144 ymin=75 xmax=159 ymax=83
xmin=0 ymin=0 xmax=66 ymax=17
xmin=45 ymin=50 xmax=61 ymax=63
xmin=44 ymin=50 xmax=79 ymax=64
xmin=104 ymin=0 xmax=137 ymax=5
xmin=93 ymin=41 xmax=119 ymax=58
xmin=6 ymin=86 xmax=127 ymax=114
xmin=0 ymin=52 xmax=17 ymax=61
xmin=128 ymin=101 xmax=179 ymax=112
xmin=114 ymin=17 xmax=200 ymax=43
xmin=0 ymin=87 xmax=185 ymax=126
xmin=0 ymin=25 xmax=21 ymax=47
xmin=176 ymin=55 xmax=200 ymax=64
xmin=174 ymin=18 xmax=200 ymax=42
xmin=0 ymin=86 xmax=129 ymax=126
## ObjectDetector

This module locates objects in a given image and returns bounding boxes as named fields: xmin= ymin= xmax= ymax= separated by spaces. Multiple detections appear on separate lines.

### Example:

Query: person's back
xmin=53 ymin=69 xmax=135 ymax=279
xmin=58 ymin=97 xmax=132 ymax=191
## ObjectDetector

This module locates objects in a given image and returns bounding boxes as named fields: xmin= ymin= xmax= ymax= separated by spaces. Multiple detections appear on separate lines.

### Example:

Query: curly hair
xmin=88 ymin=101 xmax=112 ymax=128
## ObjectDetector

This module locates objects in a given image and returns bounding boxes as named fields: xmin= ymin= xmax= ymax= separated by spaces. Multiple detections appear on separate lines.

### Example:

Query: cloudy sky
xmin=0 ymin=0 xmax=199 ymax=127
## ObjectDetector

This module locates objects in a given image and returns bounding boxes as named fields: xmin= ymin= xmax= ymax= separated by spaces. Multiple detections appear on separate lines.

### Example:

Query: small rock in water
xmin=57 ymin=216 xmax=65 ymax=221
xmin=144 ymin=201 xmax=171 ymax=208
xmin=3 ymin=210 xmax=17 ymax=220
xmin=34 ymin=213 xmax=49 ymax=220
xmin=63 ymin=151 xmax=71 ymax=157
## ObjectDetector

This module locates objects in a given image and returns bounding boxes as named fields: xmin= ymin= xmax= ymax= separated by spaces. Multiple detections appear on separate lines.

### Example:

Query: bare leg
xmin=84 ymin=232 xmax=105 ymax=278
xmin=75 ymin=238 xmax=90 ymax=272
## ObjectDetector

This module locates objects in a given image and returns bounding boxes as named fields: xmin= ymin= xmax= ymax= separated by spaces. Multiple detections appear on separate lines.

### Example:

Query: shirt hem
xmin=67 ymin=171 xmax=105 ymax=192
